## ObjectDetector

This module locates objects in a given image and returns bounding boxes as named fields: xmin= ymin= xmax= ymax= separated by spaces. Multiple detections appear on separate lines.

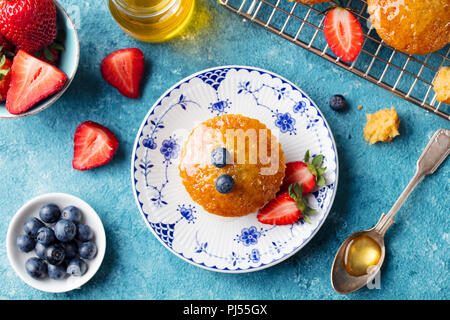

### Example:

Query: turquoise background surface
xmin=1 ymin=0 xmax=449 ymax=299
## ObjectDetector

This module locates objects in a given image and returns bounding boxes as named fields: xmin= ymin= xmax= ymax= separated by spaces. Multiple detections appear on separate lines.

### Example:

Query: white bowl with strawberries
xmin=0 ymin=0 xmax=79 ymax=118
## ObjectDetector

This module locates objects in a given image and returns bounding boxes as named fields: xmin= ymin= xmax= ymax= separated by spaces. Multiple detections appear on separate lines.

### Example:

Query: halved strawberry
xmin=100 ymin=48 xmax=145 ymax=99
xmin=0 ymin=54 xmax=12 ymax=101
xmin=72 ymin=121 xmax=119 ymax=171
xmin=281 ymin=150 xmax=326 ymax=194
xmin=257 ymin=182 xmax=314 ymax=225
xmin=5 ymin=50 xmax=67 ymax=115
xmin=323 ymin=7 xmax=363 ymax=62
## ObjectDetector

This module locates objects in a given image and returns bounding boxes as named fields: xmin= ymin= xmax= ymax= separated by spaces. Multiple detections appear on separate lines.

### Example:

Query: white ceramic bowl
xmin=0 ymin=1 xmax=80 ymax=118
xmin=6 ymin=193 xmax=106 ymax=293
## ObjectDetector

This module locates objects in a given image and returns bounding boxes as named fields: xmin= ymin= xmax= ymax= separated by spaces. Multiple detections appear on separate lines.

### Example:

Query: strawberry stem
xmin=287 ymin=182 xmax=315 ymax=224
xmin=303 ymin=150 xmax=327 ymax=188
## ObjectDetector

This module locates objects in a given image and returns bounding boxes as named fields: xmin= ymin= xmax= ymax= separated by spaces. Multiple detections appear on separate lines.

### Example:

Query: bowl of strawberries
xmin=0 ymin=0 xmax=79 ymax=118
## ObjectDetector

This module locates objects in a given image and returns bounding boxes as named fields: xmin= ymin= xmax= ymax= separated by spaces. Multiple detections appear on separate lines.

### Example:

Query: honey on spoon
xmin=343 ymin=234 xmax=381 ymax=277
xmin=331 ymin=129 xmax=450 ymax=294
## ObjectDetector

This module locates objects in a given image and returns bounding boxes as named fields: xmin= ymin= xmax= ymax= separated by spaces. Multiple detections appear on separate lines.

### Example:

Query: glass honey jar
xmin=108 ymin=0 xmax=195 ymax=42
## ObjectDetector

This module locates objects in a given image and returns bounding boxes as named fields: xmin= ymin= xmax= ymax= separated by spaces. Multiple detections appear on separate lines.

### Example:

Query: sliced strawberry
xmin=257 ymin=183 xmax=314 ymax=225
xmin=100 ymin=48 xmax=145 ymax=99
xmin=257 ymin=192 xmax=301 ymax=225
xmin=0 ymin=54 xmax=12 ymax=101
xmin=323 ymin=7 xmax=363 ymax=62
xmin=72 ymin=121 xmax=119 ymax=171
xmin=5 ymin=50 xmax=67 ymax=115
xmin=282 ymin=161 xmax=316 ymax=194
xmin=281 ymin=150 xmax=326 ymax=194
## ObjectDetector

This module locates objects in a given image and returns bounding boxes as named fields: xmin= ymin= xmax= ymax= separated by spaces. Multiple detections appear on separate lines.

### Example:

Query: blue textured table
xmin=1 ymin=0 xmax=449 ymax=300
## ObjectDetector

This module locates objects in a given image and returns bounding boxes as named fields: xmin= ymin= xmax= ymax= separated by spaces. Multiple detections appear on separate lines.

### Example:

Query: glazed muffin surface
xmin=367 ymin=0 xmax=450 ymax=55
xmin=179 ymin=114 xmax=286 ymax=217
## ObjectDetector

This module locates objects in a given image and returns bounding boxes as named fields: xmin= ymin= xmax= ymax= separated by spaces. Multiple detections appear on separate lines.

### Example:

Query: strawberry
xmin=0 ymin=54 xmax=12 ymax=101
xmin=72 ymin=121 xmax=119 ymax=171
xmin=0 ymin=0 xmax=57 ymax=54
xmin=36 ymin=43 xmax=64 ymax=66
xmin=0 ymin=33 xmax=14 ymax=52
xmin=257 ymin=182 xmax=315 ymax=225
xmin=281 ymin=150 xmax=326 ymax=194
xmin=100 ymin=48 xmax=145 ymax=99
xmin=5 ymin=50 xmax=67 ymax=115
xmin=323 ymin=6 xmax=363 ymax=62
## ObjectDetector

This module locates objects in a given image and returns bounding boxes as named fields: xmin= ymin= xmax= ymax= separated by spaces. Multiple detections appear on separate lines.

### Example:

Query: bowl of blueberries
xmin=6 ymin=193 xmax=106 ymax=293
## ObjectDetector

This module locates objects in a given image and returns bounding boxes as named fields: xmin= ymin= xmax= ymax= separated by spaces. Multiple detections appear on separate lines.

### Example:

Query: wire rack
xmin=219 ymin=0 xmax=450 ymax=120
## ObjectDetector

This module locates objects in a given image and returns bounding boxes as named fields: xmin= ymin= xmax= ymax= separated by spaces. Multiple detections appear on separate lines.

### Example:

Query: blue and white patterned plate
xmin=131 ymin=66 xmax=339 ymax=273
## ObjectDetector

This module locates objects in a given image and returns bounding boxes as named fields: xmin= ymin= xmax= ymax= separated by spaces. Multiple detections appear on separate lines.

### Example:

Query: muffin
xmin=367 ymin=0 xmax=450 ymax=55
xmin=179 ymin=114 xmax=286 ymax=217
xmin=433 ymin=66 xmax=450 ymax=104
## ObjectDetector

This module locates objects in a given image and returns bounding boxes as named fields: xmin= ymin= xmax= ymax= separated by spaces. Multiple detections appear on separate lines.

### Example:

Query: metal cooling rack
xmin=219 ymin=0 xmax=450 ymax=120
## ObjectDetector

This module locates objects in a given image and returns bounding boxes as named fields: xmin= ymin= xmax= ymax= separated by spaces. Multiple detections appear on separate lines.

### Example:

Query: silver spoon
xmin=331 ymin=128 xmax=450 ymax=294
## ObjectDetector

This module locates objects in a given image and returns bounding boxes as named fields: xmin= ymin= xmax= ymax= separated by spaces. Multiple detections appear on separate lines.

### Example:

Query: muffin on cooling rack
xmin=367 ymin=0 xmax=450 ymax=55
xmin=433 ymin=67 xmax=450 ymax=104
xmin=179 ymin=114 xmax=286 ymax=217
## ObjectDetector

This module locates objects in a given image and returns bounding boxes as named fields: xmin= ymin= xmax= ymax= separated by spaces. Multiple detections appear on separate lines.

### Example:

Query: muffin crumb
xmin=363 ymin=107 xmax=400 ymax=145
xmin=433 ymin=67 xmax=450 ymax=104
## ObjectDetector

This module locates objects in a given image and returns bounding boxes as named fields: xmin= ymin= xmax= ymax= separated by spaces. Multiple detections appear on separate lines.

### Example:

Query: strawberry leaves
xmin=283 ymin=149 xmax=327 ymax=224
xmin=288 ymin=182 xmax=315 ymax=224
xmin=304 ymin=150 xmax=327 ymax=188
xmin=0 ymin=54 xmax=10 ymax=81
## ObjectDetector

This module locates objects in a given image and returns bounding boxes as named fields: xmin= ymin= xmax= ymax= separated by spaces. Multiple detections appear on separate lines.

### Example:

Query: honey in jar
xmin=343 ymin=234 xmax=381 ymax=277
xmin=108 ymin=0 xmax=195 ymax=42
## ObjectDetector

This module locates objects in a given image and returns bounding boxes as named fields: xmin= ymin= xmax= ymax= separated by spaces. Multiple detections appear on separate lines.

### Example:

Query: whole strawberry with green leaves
xmin=0 ymin=53 xmax=12 ymax=101
xmin=0 ymin=0 xmax=57 ymax=54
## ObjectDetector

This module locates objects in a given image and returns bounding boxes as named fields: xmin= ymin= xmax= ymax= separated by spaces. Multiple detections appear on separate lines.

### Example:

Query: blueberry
xmin=67 ymin=258 xmax=87 ymax=276
xmin=78 ymin=241 xmax=97 ymax=260
xmin=35 ymin=242 xmax=47 ymax=259
xmin=39 ymin=203 xmax=61 ymax=223
xmin=211 ymin=147 xmax=231 ymax=168
xmin=62 ymin=241 xmax=78 ymax=260
xmin=329 ymin=94 xmax=347 ymax=111
xmin=36 ymin=227 xmax=55 ymax=246
xmin=54 ymin=219 xmax=76 ymax=242
xmin=45 ymin=244 xmax=66 ymax=265
xmin=215 ymin=174 xmax=235 ymax=194
xmin=61 ymin=206 xmax=82 ymax=224
xmin=16 ymin=234 xmax=35 ymax=252
xmin=25 ymin=257 xmax=47 ymax=279
xmin=48 ymin=264 xmax=67 ymax=280
xmin=76 ymin=224 xmax=94 ymax=242
xmin=23 ymin=217 xmax=45 ymax=238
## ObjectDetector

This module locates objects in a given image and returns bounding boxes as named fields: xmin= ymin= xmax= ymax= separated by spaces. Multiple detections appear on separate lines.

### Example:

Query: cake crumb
xmin=363 ymin=107 xmax=400 ymax=145
xmin=433 ymin=66 xmax=450 ymax=104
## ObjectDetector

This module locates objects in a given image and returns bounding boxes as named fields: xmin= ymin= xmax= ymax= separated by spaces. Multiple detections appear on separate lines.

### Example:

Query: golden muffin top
xmin=179 ymin=114 xmax=286 ymax=217
xmin=367 ymin=0 xmax=450 ymax=55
